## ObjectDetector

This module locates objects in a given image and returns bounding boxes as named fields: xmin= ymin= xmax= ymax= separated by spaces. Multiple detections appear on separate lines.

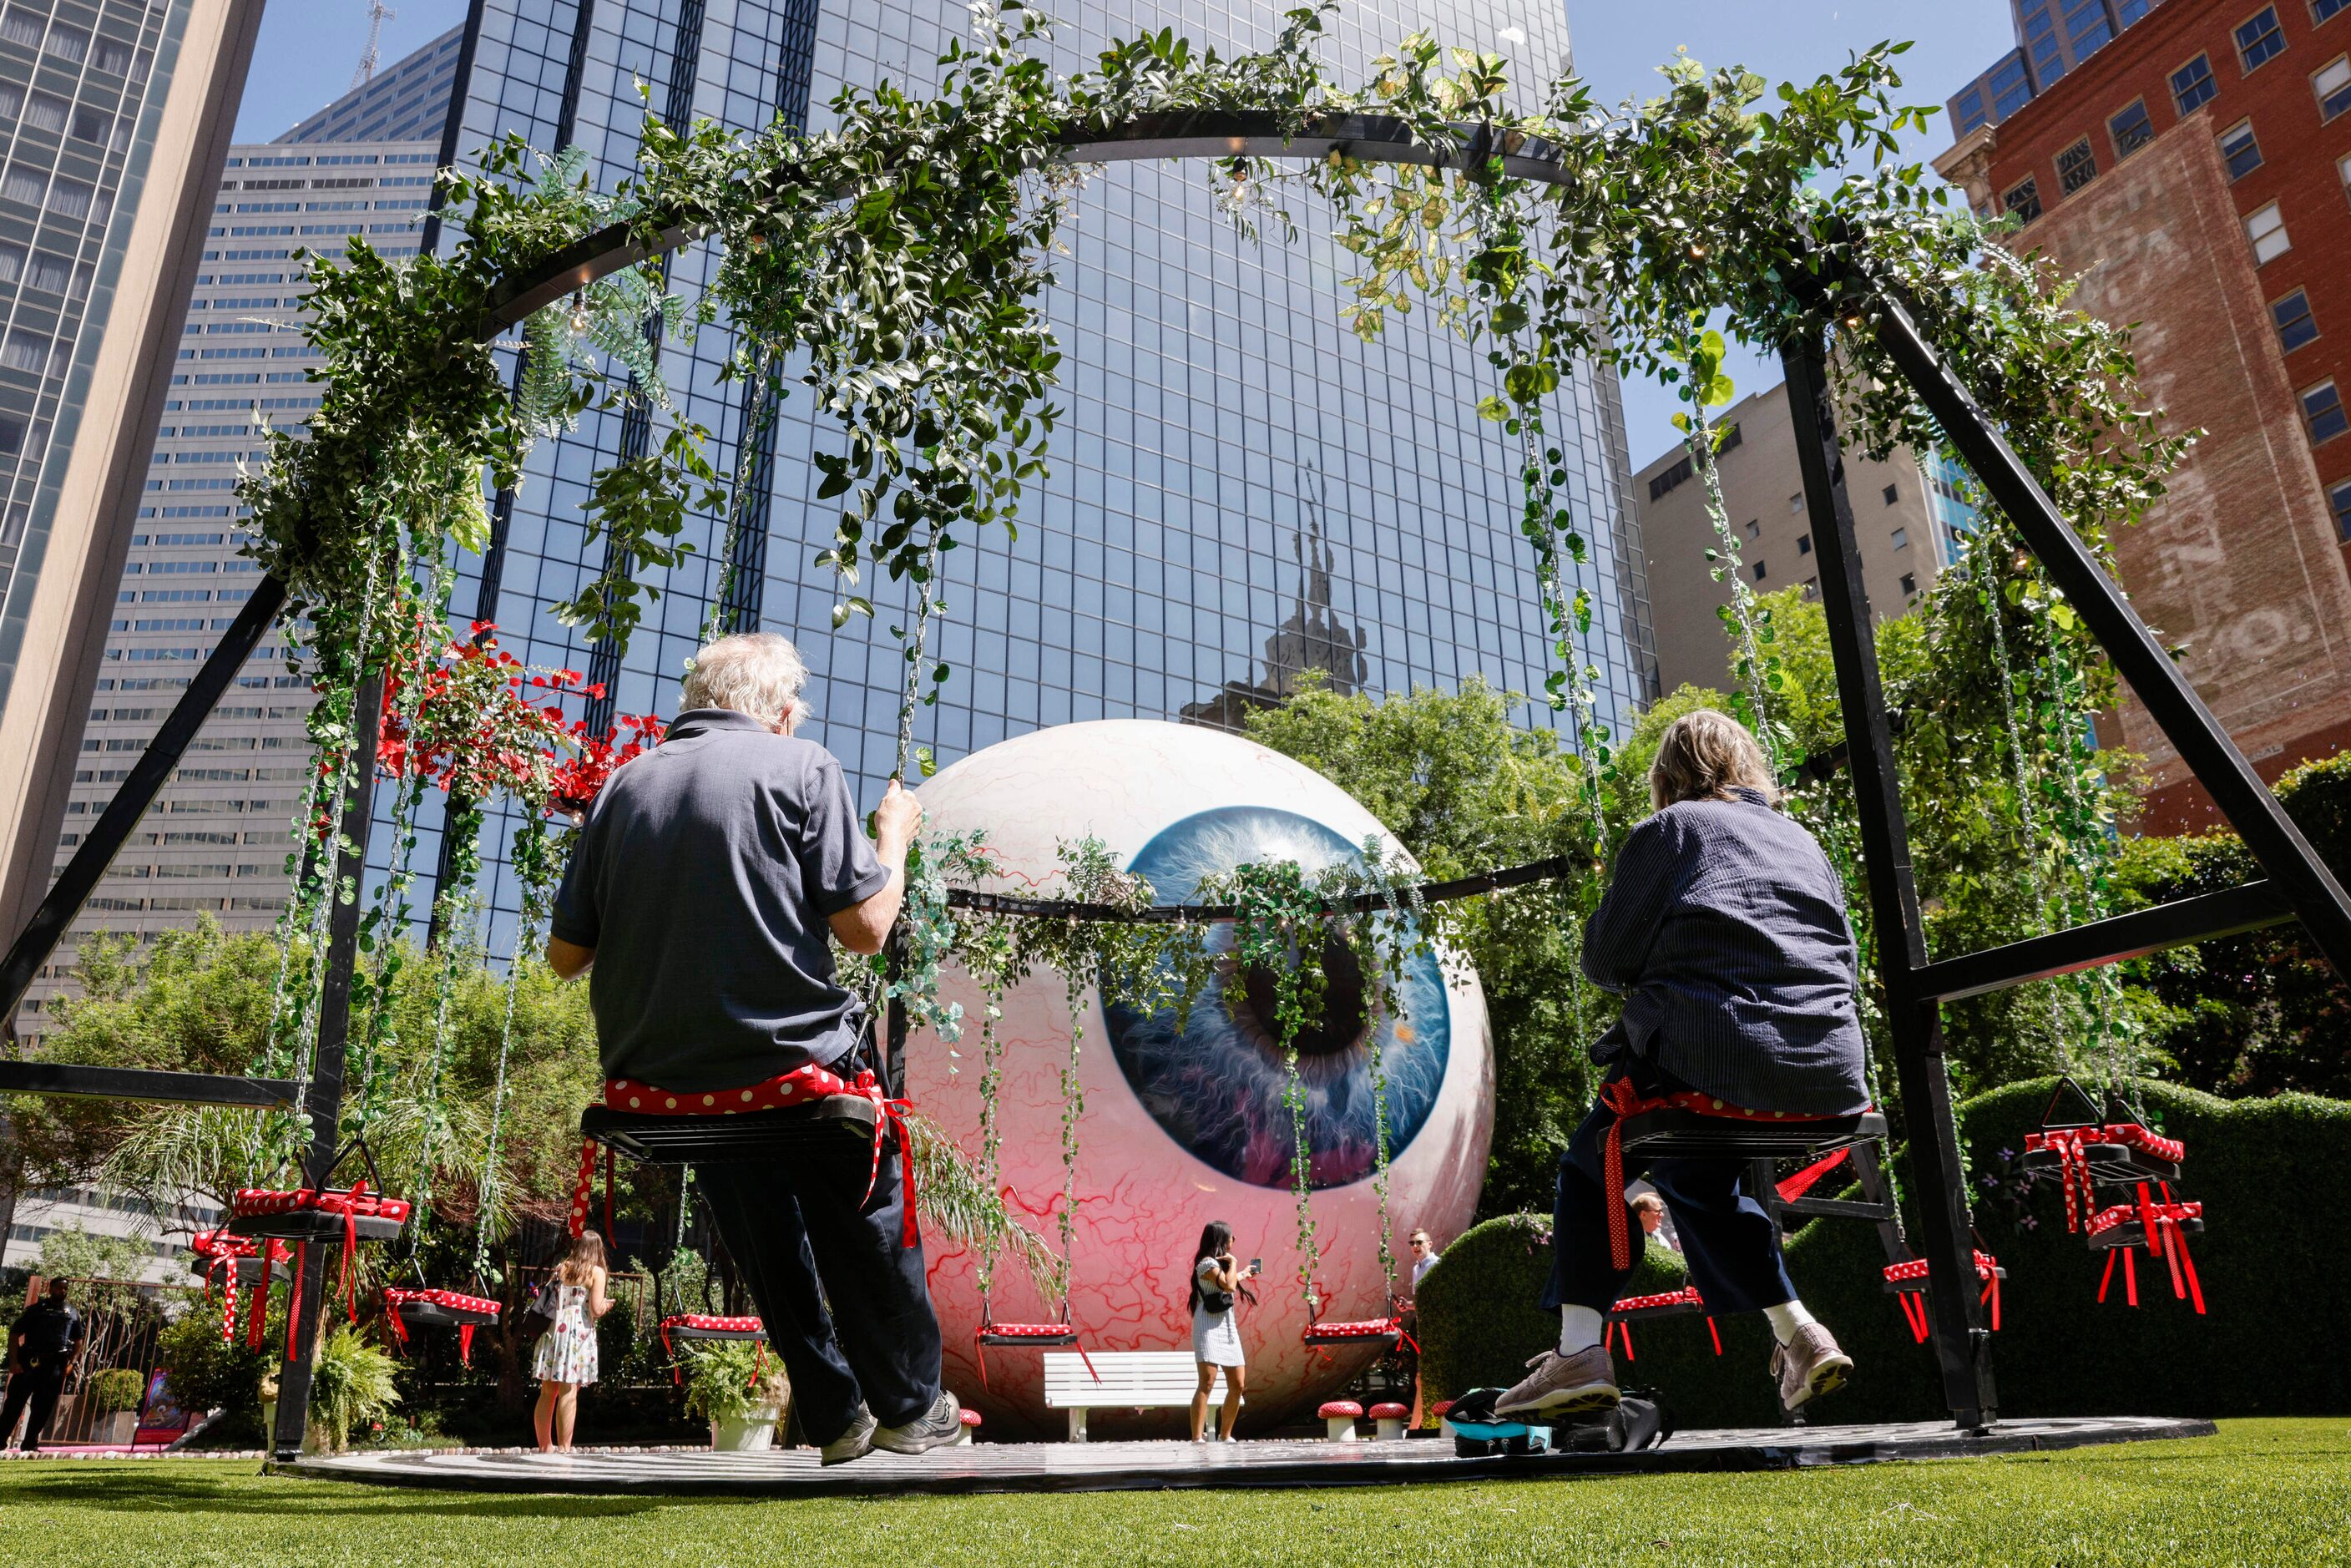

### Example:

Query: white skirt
xmin=1192 ymin=1305 xmax=1243 ymax=1367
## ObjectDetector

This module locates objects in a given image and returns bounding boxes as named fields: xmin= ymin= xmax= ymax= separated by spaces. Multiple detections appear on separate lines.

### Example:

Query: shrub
xmin=154 ymin=1302 xmax=273 ymax=1424
xmin=1421 ymin=1079 xmax=2351 ymax=1425
xmin=678 ymin=1341 xmax=788 ymax=1425
xmin=85 ymin=1367 xmax=147 ymax=1414
xmin=308 ymin=1325 xmax=400 ymax=1452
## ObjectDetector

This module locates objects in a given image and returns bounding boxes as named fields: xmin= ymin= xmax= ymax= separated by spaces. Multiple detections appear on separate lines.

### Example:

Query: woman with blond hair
xmin=531 ymin=1229 xmax=614 ymax=1453
xmin=1497 ymin=709 xmax=1863 ymax=1423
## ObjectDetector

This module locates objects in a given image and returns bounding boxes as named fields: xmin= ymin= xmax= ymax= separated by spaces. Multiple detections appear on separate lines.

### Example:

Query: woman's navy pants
xmin=1542 ymin=1059 xmax=1799 ymax=1317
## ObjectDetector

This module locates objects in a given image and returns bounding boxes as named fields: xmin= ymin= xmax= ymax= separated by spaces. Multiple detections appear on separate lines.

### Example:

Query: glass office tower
xmin=425 ymin=1 xmax=1654 ymax=949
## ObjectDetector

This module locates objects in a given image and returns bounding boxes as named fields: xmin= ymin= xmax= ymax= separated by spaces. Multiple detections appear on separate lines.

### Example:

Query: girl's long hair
xmin=1187 ymin=1220 xmax=1233 ymax=1313
xmin=554 ymin=1229 xmax=608 ymax=1287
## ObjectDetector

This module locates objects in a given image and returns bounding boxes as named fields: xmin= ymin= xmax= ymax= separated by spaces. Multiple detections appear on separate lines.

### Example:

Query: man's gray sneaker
xmin=819 ymin=1404 xmax=878 ymax=1466
xmin=1771 ymin=1322 xmax=1853 ymax=1412
xmin=1492 ymin=1344 xmax=1619 ymax=1419
xmin=874 ymin=1391 xmax=963 ymax=1456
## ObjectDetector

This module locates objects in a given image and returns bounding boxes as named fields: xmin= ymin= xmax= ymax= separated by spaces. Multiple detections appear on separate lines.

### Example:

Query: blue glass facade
xmin=415 ymin=1 xmax=1651 ymax=953
xmin=1947 ymin=0 xmax=2171 ymax=135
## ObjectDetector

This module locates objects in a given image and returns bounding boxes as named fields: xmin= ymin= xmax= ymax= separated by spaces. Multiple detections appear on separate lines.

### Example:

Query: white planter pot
xmin=710 ymin=1413 xmax=780 ymax=1451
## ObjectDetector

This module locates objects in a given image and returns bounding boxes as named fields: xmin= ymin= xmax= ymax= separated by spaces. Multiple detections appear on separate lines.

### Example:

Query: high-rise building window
xmin=2065 ymin=0 xmax=2113 ymax=55
xmin=1752 ymin=560 xmax=1767 ymax=583
xmin=2329 ymin=478 xmax=2351 ymax=541
xmin=1901 ymin=572 xmax=1919 ymax=598
xmin=2110 ymin=99 xmax=2156 ymax=157
xmin=2238 ymin=7 xmax=2287 ymax=71
xmin=1991 ymin=53 xmax=2036 ymax=119
xmin=2246 ymin=200 xmax=2290 ymax=263
xmin=2005 ymin=176 xmax=2043 ymax=222
xmin=1796 ymin=534 xmax=1812 ymax=555
xmin=1883 ymin=483 xmax=1899 ymax=505
xmin=2315 ymin=55 xmax=2351 ymax=119
xmin=2058 ymin=137 xmax=2099 ymax=192
xmin=1892 ymin=527 xmax=1910 ymax=550
xmin=1954 ymin=83 xmax=1990 ymax=134
xmin=2317 ymin=0 xmax=2349 ymax=23
xmin=2218 ymin=119 xmax=2264 ymax=178
xmin=2273 ymin=288 xmax=2318 ymax=351
xmin=2119 ymin=0 xmax=2151 ymax=19
xmin=2303 ymin=380 xmax=2348 ymax=443
xmin=2173 ymin=53 xmax=2218 ymax=112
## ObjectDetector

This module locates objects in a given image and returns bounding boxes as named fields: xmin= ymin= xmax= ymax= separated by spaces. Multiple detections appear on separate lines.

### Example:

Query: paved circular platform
xmin=285 ymin=1415 xmax=2214 ymax=1497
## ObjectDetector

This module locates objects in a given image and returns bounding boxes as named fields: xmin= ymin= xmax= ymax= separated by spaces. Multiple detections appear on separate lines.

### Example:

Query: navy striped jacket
xmin=1582 ymin=786 xmax=1869 ymax=1115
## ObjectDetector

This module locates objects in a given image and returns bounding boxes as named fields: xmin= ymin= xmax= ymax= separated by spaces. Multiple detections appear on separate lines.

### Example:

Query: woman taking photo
xmin=1186 ymin=1221 xmax=1256 ymax=1441
xmin=1498 ymin=710 xmax=1863 ymax=1422
xmin=532 ymin=1229 xmax=614 ymax=1453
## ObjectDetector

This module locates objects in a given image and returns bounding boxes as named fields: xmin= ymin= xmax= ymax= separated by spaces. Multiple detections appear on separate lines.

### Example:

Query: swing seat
xmin=1614 ymin=1105 xmax=1887 ymax=1160
xmin=660 ymin=1313 xmax=765 ymax=1342
xmin=2085 ymin=1200 xmax=2202 ymax=1252
xmin=384 ymin=1287 xmax=501 ymax=1329
xmin=2022 ymin=1124 xmax=2182 ymax=1185
xmin=1607 ymin=1286 xmax=1708 ymax=1321
xmin=227 ymin=1186 xmax=411 ymax=1244
xmin=1302 ymin=1317 xmax=1413 ymax=1349
xmin=976 ymin=1322 xmax=1081 ymax=1345
xmin=582 ymin=1093 xmax=881 ymax=1164
xmin=1882 ymin=1252 xmax=2005 ymax=1291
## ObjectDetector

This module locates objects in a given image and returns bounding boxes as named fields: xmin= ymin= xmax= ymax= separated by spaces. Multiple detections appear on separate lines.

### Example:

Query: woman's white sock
xmin=1764 ymin=1299 xmax=1818 ymax=1344
xmin=1559 ymin=1305 xmax=1605 ymax=1356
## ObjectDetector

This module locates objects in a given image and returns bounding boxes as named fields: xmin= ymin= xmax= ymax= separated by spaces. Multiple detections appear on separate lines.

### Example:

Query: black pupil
xmin=1241 ymin=934 xmax=1368 ymax=1057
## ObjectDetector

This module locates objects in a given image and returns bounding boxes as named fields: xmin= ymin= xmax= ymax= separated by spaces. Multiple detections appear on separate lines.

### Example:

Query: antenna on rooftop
xmin=351 ymin=0 xmax=396 ymax=89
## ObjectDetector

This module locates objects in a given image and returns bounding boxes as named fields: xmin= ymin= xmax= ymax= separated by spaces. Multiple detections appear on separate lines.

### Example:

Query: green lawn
xmin=0 ymin=1419 xmax=2342 ymax=1566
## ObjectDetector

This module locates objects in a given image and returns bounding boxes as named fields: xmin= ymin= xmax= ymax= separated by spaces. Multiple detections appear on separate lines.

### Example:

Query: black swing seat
xmin=582 ymin=1094 xmax=880 ymax=1165
xmin=1615 ymin=1107 xmax=1888 ymax=1161
xmin=2020 ymin=1141 xmax=2181 ymax=1185
xmin=225 ymin=1208 xmax=407 ymax=1245
xmin=2086 ymin=1213 xmax=2202 ymax=1252
xmin=976 ymin=1322 xmax=1080 ymax=1346
xmin=392 ymin=1299 xmax=499 ymax=1330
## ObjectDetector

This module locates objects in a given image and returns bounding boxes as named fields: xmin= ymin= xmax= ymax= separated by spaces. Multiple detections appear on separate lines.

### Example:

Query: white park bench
xmin=1041 ymin=1351 xmax=1240 ymax=1442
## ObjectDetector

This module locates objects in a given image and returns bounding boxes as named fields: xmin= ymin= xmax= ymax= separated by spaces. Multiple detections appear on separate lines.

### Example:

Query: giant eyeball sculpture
xmin=905 ymin=720 xmax=1493 ymax=1439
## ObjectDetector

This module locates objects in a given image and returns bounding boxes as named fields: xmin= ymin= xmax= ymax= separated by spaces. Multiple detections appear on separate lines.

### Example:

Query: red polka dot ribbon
xmin=572 ymin=1065 xmax=919 ymax=1248
xmin=1597 ymin=1080 xmax=1868 ymax=1272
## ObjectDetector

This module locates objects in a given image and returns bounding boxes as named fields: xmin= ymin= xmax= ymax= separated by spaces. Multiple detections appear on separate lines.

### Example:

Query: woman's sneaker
xmin=1493 ymin=1345 xmax=1620 ymax=1419
xmin=875 ymin=1391 xmax=964 ymax=1455
xmin=819 ymin=1405 xmax=878 ymax=1466
xmin=1771 ymin=1323 xmax=1853 ymax=1413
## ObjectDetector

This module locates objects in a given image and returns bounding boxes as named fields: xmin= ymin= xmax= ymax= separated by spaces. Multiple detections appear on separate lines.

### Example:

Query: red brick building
xmin=1937 ymin=0 xmax=2351 ymax=832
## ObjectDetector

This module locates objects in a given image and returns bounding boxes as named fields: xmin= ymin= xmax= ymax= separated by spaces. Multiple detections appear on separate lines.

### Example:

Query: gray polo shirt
xmin=550 ymin=709 xmax=890 ymax=1090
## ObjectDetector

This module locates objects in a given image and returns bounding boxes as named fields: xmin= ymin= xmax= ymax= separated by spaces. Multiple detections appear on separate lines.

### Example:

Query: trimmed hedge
xmin=1419 ymin=1078 xmax=2351 ymax=1424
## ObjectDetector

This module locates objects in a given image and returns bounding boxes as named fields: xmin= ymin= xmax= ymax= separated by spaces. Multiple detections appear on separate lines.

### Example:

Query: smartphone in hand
xmin=1248 ymin=1258 xmax=1262 ymax=1275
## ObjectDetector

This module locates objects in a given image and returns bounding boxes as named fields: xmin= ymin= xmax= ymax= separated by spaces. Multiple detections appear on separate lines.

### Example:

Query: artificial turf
xmin=0 ymin=1418 xmax=2342 ymax=1566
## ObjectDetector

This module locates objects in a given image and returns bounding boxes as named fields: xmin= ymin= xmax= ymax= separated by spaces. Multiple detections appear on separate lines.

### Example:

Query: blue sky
xmin=236 ymin=1 xmax=2012 ymax=464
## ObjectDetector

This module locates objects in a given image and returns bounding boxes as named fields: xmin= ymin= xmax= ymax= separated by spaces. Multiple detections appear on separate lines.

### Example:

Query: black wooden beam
xmin=1905 ymin=882 xmax=2293 ymax=1005
xmin=1784 ymin=331 xmax=1998 ymax=1430
xmin=0 ymin=575 xmax=289 ymax=1022
xmin=0 ymin=1061 xmax=296 ymax=1110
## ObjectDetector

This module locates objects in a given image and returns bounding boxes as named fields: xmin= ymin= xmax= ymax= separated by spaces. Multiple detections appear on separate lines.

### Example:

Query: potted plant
xmin=84 ymin=1368 xmax=145 ymax=1444
xmin=306 ymin=1325 xmax=399 ymax=1453
xmin=680 ymin=1341 xmax=791 ymax=1451
xmin=258 ymin=1370 xmax=280 ymax=1447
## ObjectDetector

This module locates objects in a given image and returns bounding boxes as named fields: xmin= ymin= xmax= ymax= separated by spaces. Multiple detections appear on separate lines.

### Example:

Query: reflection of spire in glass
xmin=416 ymin=1 xmax=1655 ymax=956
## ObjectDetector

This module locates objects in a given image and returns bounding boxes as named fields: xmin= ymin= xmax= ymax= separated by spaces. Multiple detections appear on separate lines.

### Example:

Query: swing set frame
xmin=0 ymin=109 xmax=2343 ymax=1455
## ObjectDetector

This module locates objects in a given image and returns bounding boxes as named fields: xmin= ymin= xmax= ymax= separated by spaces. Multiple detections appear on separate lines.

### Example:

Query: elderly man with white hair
xmin=544 ymin=631 xmax=956 ymax=1465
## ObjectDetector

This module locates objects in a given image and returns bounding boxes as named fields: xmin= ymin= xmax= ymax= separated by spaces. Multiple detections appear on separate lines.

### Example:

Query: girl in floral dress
xmin=532 ymin=1230 xmax=612 ymax=1453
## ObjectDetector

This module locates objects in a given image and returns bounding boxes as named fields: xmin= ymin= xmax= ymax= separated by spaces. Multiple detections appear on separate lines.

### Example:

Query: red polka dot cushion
xmin=662 ymin=1313 xmax=764 ymax=1333
xmin=384 ymin=1287 xmax=501 ymax=1318
xmin=2087 ymin=1199 xmax=2200 ymax=1237
xmin=980 ymin=1322 xmax=1077 ymax=1338
xmin=232 ymin=1187 xmax=412 ymax=1222
xmin=1883 ymin=1251 xmax=2000 ymax=1284
xmin=1307 ymin=1318 xmax=1399 ymax=1337
xmin=1610 ymin=1286 xmax=1705 ymax=1313
xmin=604 ymin=1065 xmax=854 ymax=1115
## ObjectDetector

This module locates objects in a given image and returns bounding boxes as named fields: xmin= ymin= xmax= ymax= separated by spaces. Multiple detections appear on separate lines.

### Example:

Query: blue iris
xmin=1101 ymin=806 xmax=1451 ymax=1191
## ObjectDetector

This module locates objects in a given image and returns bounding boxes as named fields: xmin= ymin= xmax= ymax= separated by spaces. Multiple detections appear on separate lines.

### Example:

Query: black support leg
xmin=1782 ymin=334 xmax=1997 ymax=1431
xmin=270 ymin=671 xmax=384 ymax=1460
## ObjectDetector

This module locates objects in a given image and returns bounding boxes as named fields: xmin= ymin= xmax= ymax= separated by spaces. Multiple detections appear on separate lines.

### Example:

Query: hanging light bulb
xmin=567 ymin=291 xmax=590 ymax=336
